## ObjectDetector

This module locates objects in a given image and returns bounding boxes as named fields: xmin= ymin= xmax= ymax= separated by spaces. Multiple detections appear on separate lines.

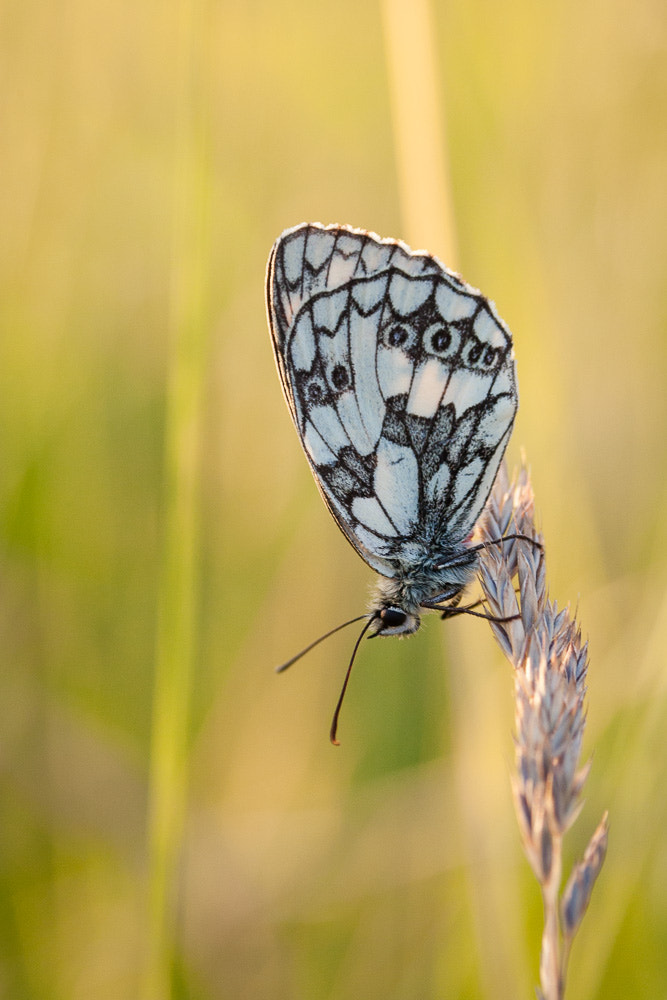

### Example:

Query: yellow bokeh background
xmin=1 ymin=1 xmax=666 ymax=997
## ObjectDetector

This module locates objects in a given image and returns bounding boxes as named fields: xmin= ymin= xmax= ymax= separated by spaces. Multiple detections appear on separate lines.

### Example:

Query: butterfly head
xmin=370 ymin=604 xmax=421 ymax=637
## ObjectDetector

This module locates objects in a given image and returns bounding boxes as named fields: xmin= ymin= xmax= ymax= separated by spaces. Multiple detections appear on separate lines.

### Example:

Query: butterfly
xmin=267 ymin=223 xmax=519 ymax=741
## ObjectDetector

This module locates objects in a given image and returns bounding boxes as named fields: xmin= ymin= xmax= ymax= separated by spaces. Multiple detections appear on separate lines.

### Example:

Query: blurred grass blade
xmin=381 ymin=0 xmax=458 ymax=266
xmin=144 ymin=1 xmax=211 ymax=996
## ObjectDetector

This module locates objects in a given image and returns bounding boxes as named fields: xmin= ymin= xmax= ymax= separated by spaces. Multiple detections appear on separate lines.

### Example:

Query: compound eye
xmin=380 ymin=607 xmax=407 ymax=629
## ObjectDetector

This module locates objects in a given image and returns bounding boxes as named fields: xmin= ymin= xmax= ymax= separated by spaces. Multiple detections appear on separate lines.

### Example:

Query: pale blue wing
xmin=267 ymin=223 xmax=518 ymax=578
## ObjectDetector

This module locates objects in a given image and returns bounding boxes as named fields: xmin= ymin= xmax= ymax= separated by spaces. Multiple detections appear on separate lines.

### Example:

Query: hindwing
xmin=266 ymin=223 xmax=518 ymax=577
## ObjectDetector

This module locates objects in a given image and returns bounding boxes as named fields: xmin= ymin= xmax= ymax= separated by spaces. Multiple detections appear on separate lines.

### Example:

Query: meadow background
xmin=1 ymin=1 xmax=666 ymax=997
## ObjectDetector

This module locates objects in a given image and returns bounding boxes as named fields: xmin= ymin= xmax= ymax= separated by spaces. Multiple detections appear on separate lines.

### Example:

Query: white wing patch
xmin=389 ymin=272 xmax=433 ymax=316
xmin=407 ymin=358 xmax=449 ymax=418
xmin=290 ymin=314 xmax=316 ymax=371
xmin=348 ymin=308 xmax=385 ymax=446
xmin=359 ymin=239 xmax=394 ymax=274
xmin=351 ymin=275 xmax=388 ymax=314
xmin=281 ymin=231 xmax=306 ymax=284
xmin=374 ymin=439 xmax=419 ymax=534
xmin=312 ymin=288 xmax=348 ymax=333
xmin=308 ymin=404 xmax=351 ymax=455
xmin=473 ymin=309 xmax=507 ymax=348
xmin=352 ymin=497 xmax=398 ymax=537
xmin=377 ymin=345 xmax=414 ymax=399
xmin=303 ymin=420 xmax=337 ymax=466
xmin=337 ymin=393 xmax=374 ymax=455
xmin=435 ymin=282 xmax=477 ymax=322
xmin=305 ymin=228 xmax=336 ymax=270
xmin=441 ymin=369 xmax=495 ymax=414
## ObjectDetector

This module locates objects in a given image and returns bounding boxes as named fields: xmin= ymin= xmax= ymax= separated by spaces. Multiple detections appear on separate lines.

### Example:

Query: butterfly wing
xmin=266 ymin=223 xmax=518 ymax=578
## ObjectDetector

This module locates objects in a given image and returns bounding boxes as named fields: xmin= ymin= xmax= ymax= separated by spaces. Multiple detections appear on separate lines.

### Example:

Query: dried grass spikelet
xmin=476 ymin=463 xmax=608 ymax=1000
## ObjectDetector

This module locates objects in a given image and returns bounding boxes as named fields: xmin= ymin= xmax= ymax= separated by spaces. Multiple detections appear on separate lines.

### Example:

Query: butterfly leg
xmin=465 ymin=532 xmax=543 ymax=556
xmin=421 ymin=594 xmax=520 ymax=624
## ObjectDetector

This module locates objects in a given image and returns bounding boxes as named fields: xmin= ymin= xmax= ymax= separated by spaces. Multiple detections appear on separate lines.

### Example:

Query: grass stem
xmin=478 ymin=465 xmax=608 ymax=999
xmin=143 ymin=1 xmax=211 ymax=995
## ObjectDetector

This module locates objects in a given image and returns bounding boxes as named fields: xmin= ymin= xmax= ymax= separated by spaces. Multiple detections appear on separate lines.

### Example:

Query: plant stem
xmin=540 ymin=836 xmax=563 ymax=1000
xmin=143 ymin=1 xmax=211 ymax=995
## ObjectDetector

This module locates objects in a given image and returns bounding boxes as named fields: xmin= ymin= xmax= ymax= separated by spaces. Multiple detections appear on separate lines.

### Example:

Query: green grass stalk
xmin=144 ymin=2 xmax=211 ymax=996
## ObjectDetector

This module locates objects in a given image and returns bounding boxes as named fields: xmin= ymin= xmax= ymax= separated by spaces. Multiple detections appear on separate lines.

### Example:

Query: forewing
xmin=266 ymin=223 xmax=518 ymax=576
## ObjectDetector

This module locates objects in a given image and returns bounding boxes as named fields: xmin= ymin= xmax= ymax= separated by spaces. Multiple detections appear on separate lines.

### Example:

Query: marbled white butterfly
xmin=267 ymin=223 xmax=519 ymax=740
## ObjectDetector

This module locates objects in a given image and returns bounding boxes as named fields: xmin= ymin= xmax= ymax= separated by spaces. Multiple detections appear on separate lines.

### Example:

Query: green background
xmin=1 ymin=1 xmax=666 ymax=997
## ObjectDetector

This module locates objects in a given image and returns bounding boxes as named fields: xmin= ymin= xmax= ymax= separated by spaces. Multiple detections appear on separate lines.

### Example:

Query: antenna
xmin=329 ymin=616 xmax=377 ymax=746
xmin=275 ymin=614 xmax=369 ymax=673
